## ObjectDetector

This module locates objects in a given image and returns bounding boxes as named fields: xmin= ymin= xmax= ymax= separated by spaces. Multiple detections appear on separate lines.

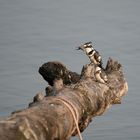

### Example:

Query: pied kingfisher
xmin=77 ymin=41 xmax=102 ymax=67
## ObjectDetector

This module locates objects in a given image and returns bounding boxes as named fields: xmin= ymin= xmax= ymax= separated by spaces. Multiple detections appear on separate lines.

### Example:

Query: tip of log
xmin=105 ymin=57 xmax=122 ymax=73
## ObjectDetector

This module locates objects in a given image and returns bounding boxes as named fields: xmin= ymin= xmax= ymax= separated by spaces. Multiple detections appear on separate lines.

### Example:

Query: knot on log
xmin=38 ymin=61 xmax=80 ymax=86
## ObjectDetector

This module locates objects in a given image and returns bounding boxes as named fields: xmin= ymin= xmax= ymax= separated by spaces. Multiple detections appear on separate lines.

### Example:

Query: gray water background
xmin=0 ymin=0 xmax=140 ymax=139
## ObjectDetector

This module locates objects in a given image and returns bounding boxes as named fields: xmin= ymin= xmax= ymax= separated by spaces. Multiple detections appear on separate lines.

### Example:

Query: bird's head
xmin=76 ymin=41 xmax=93 ymax=51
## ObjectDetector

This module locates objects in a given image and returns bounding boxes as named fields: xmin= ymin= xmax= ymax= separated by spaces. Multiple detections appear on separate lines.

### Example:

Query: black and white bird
xmin=77 ymin=42 xmax=103 ymax=68
xmin=95 ymin=66 xmax=108 ymax=84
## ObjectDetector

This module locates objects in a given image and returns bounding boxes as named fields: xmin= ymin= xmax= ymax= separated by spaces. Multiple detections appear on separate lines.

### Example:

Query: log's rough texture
xmin=0 ymin=58 xmax=128 ymax=140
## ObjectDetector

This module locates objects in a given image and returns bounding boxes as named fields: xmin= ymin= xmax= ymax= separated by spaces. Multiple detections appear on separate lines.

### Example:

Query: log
xmin=0 ymin=58 xmax=128 ymax=140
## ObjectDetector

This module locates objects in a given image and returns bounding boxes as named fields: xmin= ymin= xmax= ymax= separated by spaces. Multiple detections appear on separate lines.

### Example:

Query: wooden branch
xmin=0 ymin=58 xmax=128 ymax=140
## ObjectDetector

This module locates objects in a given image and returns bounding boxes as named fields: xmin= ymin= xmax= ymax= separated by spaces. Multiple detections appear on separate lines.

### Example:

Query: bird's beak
xmin=76 ymin=45 xmax=85 ymax=51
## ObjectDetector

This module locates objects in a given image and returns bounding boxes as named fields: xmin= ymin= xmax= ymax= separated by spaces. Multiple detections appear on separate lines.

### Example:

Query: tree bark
xmin=0 ymin=58 xmax=128 ymax=140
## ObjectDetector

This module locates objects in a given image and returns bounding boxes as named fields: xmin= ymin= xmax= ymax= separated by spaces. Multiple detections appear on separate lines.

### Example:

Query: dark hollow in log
xmin=0 ymin=58 xmax=128 ymax=140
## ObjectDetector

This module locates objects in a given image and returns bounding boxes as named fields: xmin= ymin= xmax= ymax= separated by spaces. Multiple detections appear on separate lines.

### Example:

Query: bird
xmin=77 ymin=42 xmax=103 ymax=68
xmin=94 ymin=66 xmax=108 ymax=84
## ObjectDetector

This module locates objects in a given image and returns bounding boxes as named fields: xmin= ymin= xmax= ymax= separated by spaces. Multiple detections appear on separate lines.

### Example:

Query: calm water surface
xmin=0 ymin=0 xmax=140 ymax=140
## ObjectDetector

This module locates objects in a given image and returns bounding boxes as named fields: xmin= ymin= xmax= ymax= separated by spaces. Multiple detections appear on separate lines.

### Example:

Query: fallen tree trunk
xmin=0 ymin=58 xmax=128 ymax=140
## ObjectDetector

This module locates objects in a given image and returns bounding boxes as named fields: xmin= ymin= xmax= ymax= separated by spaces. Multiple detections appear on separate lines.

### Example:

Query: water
xmin=0 ymin=0 xmax=140 ymax=139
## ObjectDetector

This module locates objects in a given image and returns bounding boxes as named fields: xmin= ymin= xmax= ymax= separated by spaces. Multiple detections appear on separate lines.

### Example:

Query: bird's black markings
xmin=88 ymin=49 xmax=94 ymax=56
xmin=94 ymin=51 xmax=100 ymax=60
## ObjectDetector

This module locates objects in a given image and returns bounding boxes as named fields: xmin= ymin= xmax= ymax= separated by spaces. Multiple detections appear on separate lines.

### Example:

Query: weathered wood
xmin=0 ymin=58 xmax=128 ymax=140
xmin=39 ymin=61 xmax=80 ymax=86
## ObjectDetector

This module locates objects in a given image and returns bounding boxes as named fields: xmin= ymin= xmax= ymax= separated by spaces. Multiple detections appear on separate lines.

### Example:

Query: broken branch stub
xmin=0 ymin=58 xmax=128 ymax=140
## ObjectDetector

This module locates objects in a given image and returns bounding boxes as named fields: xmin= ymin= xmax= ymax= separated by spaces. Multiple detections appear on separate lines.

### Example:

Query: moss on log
xmin=0 ymin=58 xmax=128 ymax=140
